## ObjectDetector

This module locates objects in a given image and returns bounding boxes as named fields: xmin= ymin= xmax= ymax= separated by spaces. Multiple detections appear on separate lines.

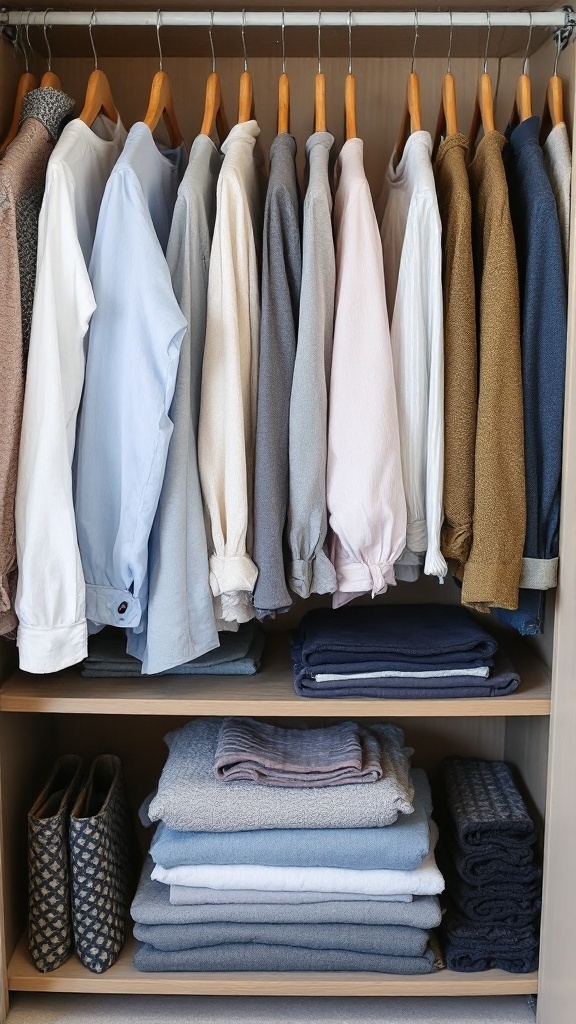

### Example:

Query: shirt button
xmin=117 ymin=601 xmax=128 ymax=614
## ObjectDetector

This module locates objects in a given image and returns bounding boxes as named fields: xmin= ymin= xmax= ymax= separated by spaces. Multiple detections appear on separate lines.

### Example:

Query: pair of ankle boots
xmin=28 ymin=754 xmax=135 ymax=974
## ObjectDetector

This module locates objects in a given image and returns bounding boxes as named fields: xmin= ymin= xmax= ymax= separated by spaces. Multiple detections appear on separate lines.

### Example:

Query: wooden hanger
xmin=79 ymin=14 xmax=119 ymax=127
xmin=200 ymin=16 xmax=229 ymax=142
xmin=238 ymin=11 xmax=254 ymax=123
xmin=314 ymin=11 xmax=326 ymax=133
xmin=1 ymin=14 xmax=39 ymax=153
xmin=395 ymin=72 xmax=422 ymax=162
xmin=540 ymin=39 xmax=565 ymax=143
xmin=468 ymin=72 xmax=495 ymax=150
xmin=432 ymin=19 xmax=457 ymax=157
xmin=41 ymin=12 xmax=62 ymax=91
xmin=144 ymin=13 xmax=183 ymax=147
xmin=277 ymin=13 xmax=289 ymax=134
xmin=344 ymin=14 xmax=356 ymax=141
xmin=510 ymin=15 xmax=533 ymax=127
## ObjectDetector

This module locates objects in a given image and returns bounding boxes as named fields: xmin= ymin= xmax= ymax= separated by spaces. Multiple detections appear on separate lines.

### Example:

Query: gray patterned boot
xmin=28 ymin=755 xmax=84 ymax=972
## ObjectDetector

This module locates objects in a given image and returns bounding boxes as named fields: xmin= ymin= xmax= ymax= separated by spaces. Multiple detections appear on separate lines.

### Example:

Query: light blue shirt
xmin=74 ymin=123 xmax=187 ymax=630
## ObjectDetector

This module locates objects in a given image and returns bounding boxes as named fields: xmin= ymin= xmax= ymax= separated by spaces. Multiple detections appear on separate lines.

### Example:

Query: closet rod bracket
xmin=553 ymin=6 xmax=576 ymax=54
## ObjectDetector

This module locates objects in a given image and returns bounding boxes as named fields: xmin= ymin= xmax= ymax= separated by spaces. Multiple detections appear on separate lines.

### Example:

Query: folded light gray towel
xmin=148 ymin=719 xmax=414 ymax=832
xmin=170 ymin=886 xmax=413 ymax=906
xmin=133 ymin=920 xmax=430 ymax=956
xmin=215 ymin=718 xmax=386 ymax=787
xmin=131 ymin=857 xmax=441 ymax=927
xmin=133 ymin=943 xmax=438 ymax=974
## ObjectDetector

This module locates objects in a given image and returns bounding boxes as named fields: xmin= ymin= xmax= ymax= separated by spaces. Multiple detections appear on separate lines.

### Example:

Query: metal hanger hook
xmin=241 ymin=9 xmax=248 ymax=73
xmin=522 ymin=12 xmax=533 ymax=75
xmin=447 ymin=10 xmax=453 ymax=74
xmin=483 ymin=10 xmax=491 ymax=75
xmin=281 ymin=9 xmax=286 ymax=76
xmin=318 ymin=9 xmax=322 ymax=74
xmin=209 ymin=10 xmax=216 ymax=74
xmin=43 ymin=8 xmax=54 ymax=72
xmin=89 ymin=10 xmax=98 ymax=71
xmin=554 ymin=28 xmax=562 ymax=76
xmin=156 ymin=10 xmax=163 ymax=73
xmin=24 ymin=9 xmax=33 ymax=73
xmin=348 ymin=11 xmax=353 ymax=76
xmin=411 ymin=10 xmax=419 ymax=74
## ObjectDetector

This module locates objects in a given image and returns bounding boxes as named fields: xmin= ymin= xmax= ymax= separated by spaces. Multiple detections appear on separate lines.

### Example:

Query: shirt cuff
xmin=335 ymin=559 xmax=397 ymax=599
xmin=519 ymin=557 xmax=558 ymax=590
xmin=209 ymin=554 xmax=258 ymax=598
xmin=85 ymin=584 xmax=142 ymax=628
xmin=288 ymin=553 xmax=337 ymax=599
xmin=17 ymin=618 xmax=88 ymax=674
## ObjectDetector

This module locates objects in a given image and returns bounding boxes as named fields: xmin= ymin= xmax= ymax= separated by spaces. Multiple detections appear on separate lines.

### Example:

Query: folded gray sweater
xmin=133 ymin=943 xmax=438 ymax=973
xmin=148 ymin=719 xmax=414 ymax=831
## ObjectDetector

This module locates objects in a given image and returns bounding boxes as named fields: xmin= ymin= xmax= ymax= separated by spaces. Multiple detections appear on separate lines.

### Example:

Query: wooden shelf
xmin=8 ymin=935 xmax=538 ymax=997
xmin=0 ymin=637 xmax=550 ymax=717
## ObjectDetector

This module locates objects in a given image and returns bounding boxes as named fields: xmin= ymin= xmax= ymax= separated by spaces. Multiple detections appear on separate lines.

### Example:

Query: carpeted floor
xmin=8 ymin=993 xmax=537 ymax=1023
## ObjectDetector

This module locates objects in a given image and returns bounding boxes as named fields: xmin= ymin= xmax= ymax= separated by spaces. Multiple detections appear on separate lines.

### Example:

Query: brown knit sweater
xmin=462 ymin=131 xmax=526 ymax=611
xmin=434 ymin=133 xmax=477 ymax=578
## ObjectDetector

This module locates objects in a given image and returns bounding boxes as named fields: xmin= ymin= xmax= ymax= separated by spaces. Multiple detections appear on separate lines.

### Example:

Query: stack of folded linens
xmin=291 ymin=605 xmax=520 ymax=699
xmin=132 ymin=718 xmax=445 ymax=974
xmin=438 ymin=757 xmax=541 ymax=972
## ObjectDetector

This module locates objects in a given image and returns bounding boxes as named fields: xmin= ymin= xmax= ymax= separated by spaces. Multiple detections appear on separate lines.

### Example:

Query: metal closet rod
xmin=0 ymin=9 xmax=574 ymax=29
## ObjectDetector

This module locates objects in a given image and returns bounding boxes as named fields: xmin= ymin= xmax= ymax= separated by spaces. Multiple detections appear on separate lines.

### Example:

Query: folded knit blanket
xmin=293 ymin=648 xmax=519 ymax=699
xmin=151 ymin=821 xmax=444 ymax=897
xmin=131 ymin=857 xmax=441 ymax=927
xmin=214 ymin=718 xmax=387 ymax=787
xmin=170 ymin=887 xmax=413 ymax=905
xmin=151 ymin=769 xmax=431 ymax=871
xmin=440 ymin=757 xmax=537 ymax=851
xmin=148 ymin=719 xmax=414 ymax=832
xmin=446 ymin=864 xmax=541 ymax=927
xmin=295 ymin=605 xmax=498 ymax=673
xmin=443 ymin=914 xmax=539 ymax=973
xmin=449 ymin=841 xmax=541 ymax=887
xmin=81 ymin=623 xmax=265 ymax=677
xmin=134 ymin=920 xmax=430 ymax=956
xmin=133 ymin=943 xmax=438 ymax=974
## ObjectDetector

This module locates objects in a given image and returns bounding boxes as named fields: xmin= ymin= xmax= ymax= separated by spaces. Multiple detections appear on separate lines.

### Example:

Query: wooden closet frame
xmin=0 ymin=6 xmax=575 ymax=1023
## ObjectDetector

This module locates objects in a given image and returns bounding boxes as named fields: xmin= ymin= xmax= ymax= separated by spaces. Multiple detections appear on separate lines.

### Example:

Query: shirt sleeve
xmin=74 ymin=167 xmax=187 ymax=631
xmin=15 ymin=166 xmax=93 ymax=672
xmin=327 ymin=182 xmax=407 ymax=607
xmin=198 ymin=171 xmax=260 ymax=626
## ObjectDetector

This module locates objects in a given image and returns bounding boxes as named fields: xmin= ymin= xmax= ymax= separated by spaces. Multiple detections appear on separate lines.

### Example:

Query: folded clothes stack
xmin=438 ymin=757 xmax=541 ymax=972
xmin=132 ymin=718 xmax=445 ymax=973
xmin=291 ymin=605 xmax=520 ymax=699
xmin=81 ymin=623 xmax=265 ymax=677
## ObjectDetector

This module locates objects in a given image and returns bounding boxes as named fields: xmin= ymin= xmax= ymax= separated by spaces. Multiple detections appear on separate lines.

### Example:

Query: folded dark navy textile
xmin=292 ymin=646 xmax=519 ymax=699
xmin=295 ymin=605 xmax=499 ymax=673
xmin=445 ymin=864 xmax=541 ymax=927
xmin=440 ymin=757 xmax=537 ymax=851
xmin=449 ymin=841 xmax=540 ymax=887
xmin=443 ymin=913 xmax=539 ymax=973
xmin=443 ymin=940 xmax=538 ymax=973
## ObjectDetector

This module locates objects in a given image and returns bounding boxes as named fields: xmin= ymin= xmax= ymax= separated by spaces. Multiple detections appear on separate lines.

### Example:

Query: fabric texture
xmin=128 ymin=134 xmax=222 ymax=674
xmin=543 ymin=121 xmax=571 ymax=279
xmin=443 ymin=914 xmax=538 ymax=973
xmin=379 ymin=131 xmax=446 ymax=582
xmin=170 ymin=887 xmax=414 ymax=906
xmin=147 ymin=719 xmax=414 ymax=832
xmin=198 ymin=120 xmax=263 ymax=626
xmin=151 ymin=769 xmax=431 ymax=871
xmin=440 ymin=757 xmax=537 ymax=852
xmin=286 ymin=132 xmax=337 ymax=600
xmin=15 ymin=115 xmax=126 ymax=673
xmin=214 ymin=718 xmax=388 ymax=787
xmin=81 ymin=623 xmax=264 ymax=677
xmin=252 ymin=133 xmax=301 ymax=616
xmin=74 ymin=123 xmax=187 ymax=634
xmin=462 ymin=131 xmax=525 ymax=612
xmin=434 ymin=133 xmax=477 ymax=577
xmin=133 ymin=942 xmax=437 ymax=974
xmin=328 ymin=137 xmax=406 ymax=607
xmin=0 ymin=87 xmax=74 ymax=638
xmin=444 ymin=865 xmax=541 ymax=927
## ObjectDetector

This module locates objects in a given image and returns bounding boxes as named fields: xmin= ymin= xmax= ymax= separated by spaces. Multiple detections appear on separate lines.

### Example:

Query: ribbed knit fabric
xmin=543 ymin=121 xmax=571 ymax=282
xmin=461 ymin=131 xmax=526 ymax=611
xmin=328 ymin=138 xmax=406 ymax=606
xmin=434 ymin=133 xmax=477 ymax=578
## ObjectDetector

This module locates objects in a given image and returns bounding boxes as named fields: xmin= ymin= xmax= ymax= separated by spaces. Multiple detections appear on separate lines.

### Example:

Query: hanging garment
xmin=252 ymin=133 xmax=301 ymax=617
xmin=0 ymin=87 xmax=74 ymax=638
xmin=433 ymin=134 xmax=477 ymax=579
xmin=198 ymin=120 xmax=263 ymax=627
xmin=328 ymin=138 xmax=406 ymax=607
xmin=497 ymin=116 xmax=567 ymax=636
xmin=543 ymin=122 xmax=571 ymax=280
xmin=461 ymin=131 xmax=526 ymax=612
xmin=127 ymin=134 xmax=222 ymax=674
xmin=15 ymin=115 xmax=126 ymax=673
xmin=286 ymin=132 xmax=337 ymax=600
xmin=74 ymin=123 xmax=187 ymax=632
xmin=379 ymin=131 xmax=446 ymax=584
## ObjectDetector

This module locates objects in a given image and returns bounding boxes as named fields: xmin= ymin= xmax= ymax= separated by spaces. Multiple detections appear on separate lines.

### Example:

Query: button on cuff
xmin=85 ymin=584 xmax=142 ymax=628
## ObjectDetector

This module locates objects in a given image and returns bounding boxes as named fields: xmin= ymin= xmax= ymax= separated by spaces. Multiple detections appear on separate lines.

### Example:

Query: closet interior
xmin=0 ymin=5 xmax=575 ymax=1024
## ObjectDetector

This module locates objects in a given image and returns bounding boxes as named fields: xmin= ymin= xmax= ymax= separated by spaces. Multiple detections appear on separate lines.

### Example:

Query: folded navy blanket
xmin=449 ymin=841 xmax=541 ymax=887
xmin=151 ymin=769 xmax=431 ymax=871
xmin=445 ymin=863 xmax=541 ymax=927
xmin=295 ymin=605 xmax=498 ymax=673
xmin=133 ymin=943 xmax=438 ymax=974
xmin=440 ymin=757 xmax=537 ymax=851
xmin=293 ymin=648 xmax=519 ymax=699
xmin=443 ymin=914 xmax=539 ymax=973
xmin=82 ymin=623 xmax=265 ymax=677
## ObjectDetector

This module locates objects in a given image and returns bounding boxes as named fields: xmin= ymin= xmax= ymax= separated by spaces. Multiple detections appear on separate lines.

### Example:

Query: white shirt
xmin=379 ymin=131 xmax=447 ymax=583
xmin=15 ymin=116 xmax=126 ymax=673
xmin=198 ymin=121 xmax=263 ymax=627
xmin=328 ymin=139 xmax=407 ymax=607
